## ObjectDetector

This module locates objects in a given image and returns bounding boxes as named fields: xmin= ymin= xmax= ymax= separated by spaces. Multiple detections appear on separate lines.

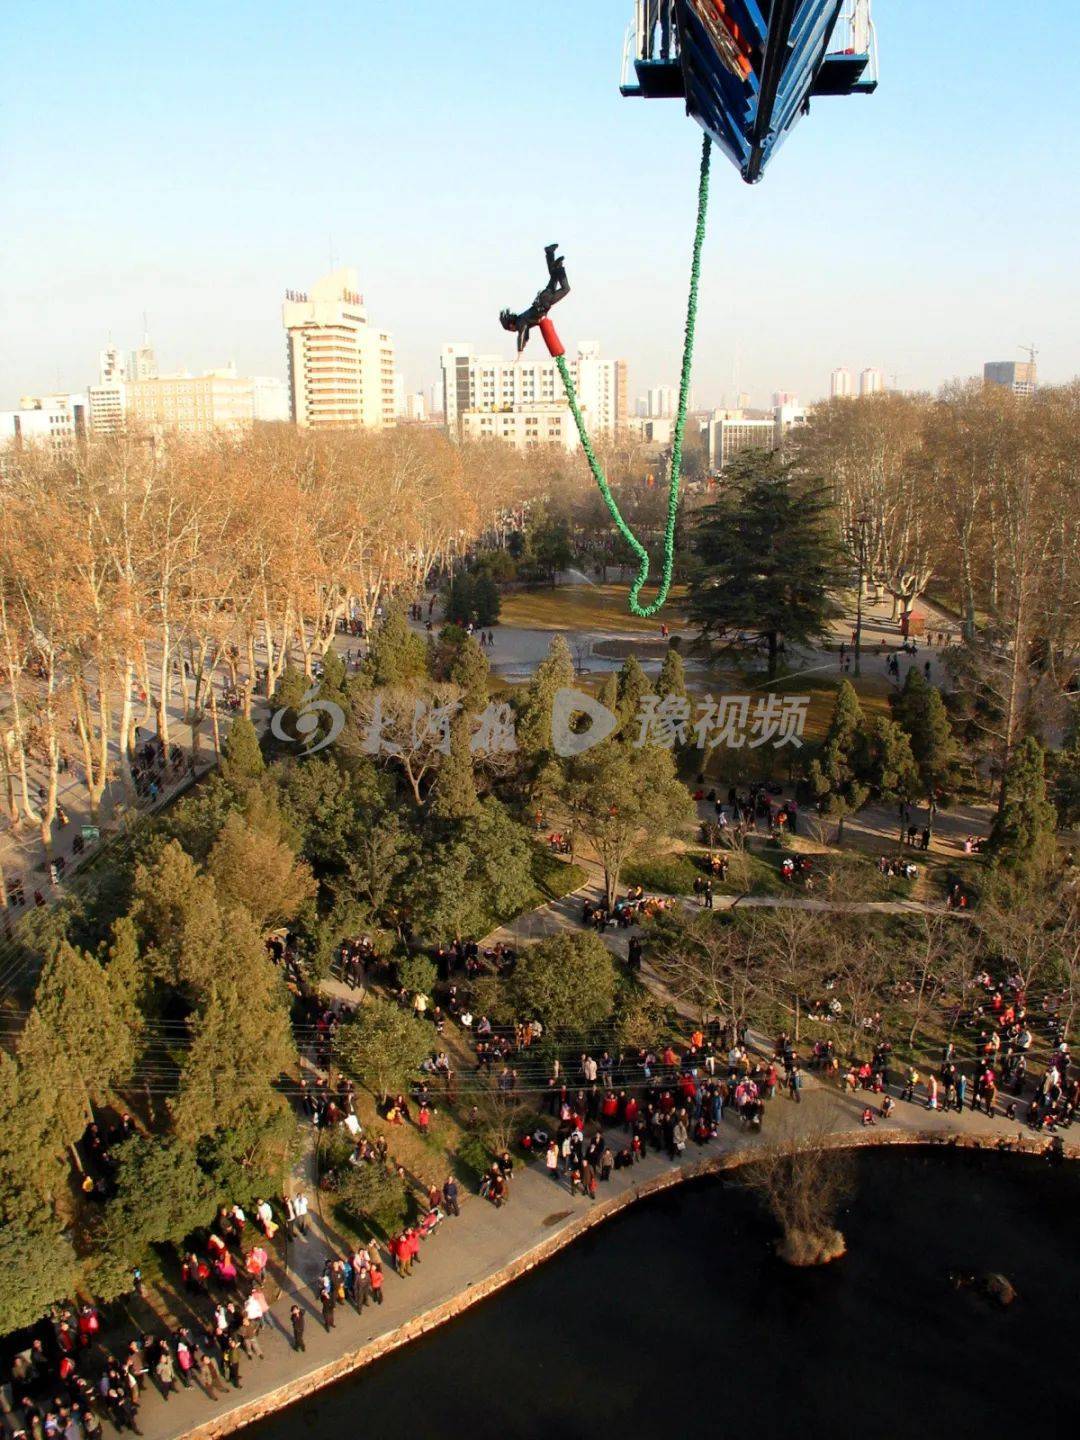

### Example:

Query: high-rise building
xmin=983 ymin=360 xmax=1037 ymax=396
xmin=392 ymin=374 xmax=407 ymax=418
xmin=405 ymin=391 xmax=427 ymax=423
xmin=830 ymin=367 xmax=853 ymax=399
xmin=283 ymin=269 xmax=396 ymax=429
xmin=646 ymin=384 xmax=676 ymax=418
xmin=441 ymin=341 xmax=627 ymax=447
xmin=772 ymin=390 xmax=798 ymax=408
xmin=99 ymin=343 xmax=127 ymax=385
xmin=859 ymin=367 xmax=885 ymax=397
xmin=130 ymin=338 xmax=158 ymax=382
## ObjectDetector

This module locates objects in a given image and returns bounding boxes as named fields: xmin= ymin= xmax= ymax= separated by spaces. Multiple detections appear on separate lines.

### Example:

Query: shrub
xmin=336 ymin=1163 xmax=409 ymax=1237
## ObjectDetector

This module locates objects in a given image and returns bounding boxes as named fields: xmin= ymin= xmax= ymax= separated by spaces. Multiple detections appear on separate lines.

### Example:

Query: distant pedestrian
xmin=290 ymin=1305 xmax=305 ymax=1353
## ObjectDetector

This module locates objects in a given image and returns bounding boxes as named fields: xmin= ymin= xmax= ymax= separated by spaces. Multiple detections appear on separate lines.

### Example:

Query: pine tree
xmin=989 ymin=736 xmax=1058 ymax=872
xmin=35 ymin=942 xmax=137 ymax=1112
xmin=688 ymin=453 xmax=843 ymax=678
xmin=335 ymin=997 xmax=432 ymax=1103
xmin=449 ymin=634 xmax=490 ymax=715
xmin=15 ymin=1009 xmax=85 ymax=1180
xmin=809 ymin=681 xmax=869 ymax=842
xmin=656 ymin=648 xmax=688 ymax=701
xmin=365 ymin=602 xmax=429 ymax=687
xmin=431 ymin=717 xmax=481 ymax=822
xmin=208 ymin=809 xmax=316 ymax=931
xmin=444 ymin=573 xmax=476 ymax=627
xmin=855 ymin=716 xmax=920 ymax=804
xmin=616 ymin=656 xmax=649 ymax=733
xmin=473 ymin=574 xmax=501 ymax=627
xmin=1049 ymin=708 xmax=1080 ymax=829
xmin=131 ymin=840 xmax=223 ymax=990
xmin=597 ymin=673 xmax=619 ymax=718
xmin=220 ymin=715 xmax=264 ymax=782
xmin=516 ymin=634 xmax=575 ymax=762
xmin=891 ymin=667 xmax=959 ymax=803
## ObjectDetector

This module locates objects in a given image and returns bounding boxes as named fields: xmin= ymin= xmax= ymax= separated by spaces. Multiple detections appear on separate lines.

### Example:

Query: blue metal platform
xmin=621 ymin=0 xmax=877 ymax=182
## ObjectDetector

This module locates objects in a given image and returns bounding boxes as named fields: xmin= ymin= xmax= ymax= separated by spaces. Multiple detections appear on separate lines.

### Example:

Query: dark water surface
xmin=253 ymin=1149 xmax=1078 ymax=1440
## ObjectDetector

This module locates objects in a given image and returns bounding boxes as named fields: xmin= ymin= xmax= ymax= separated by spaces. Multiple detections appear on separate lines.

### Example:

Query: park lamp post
xmin=854 ymin=513 xmax=869 ymax=678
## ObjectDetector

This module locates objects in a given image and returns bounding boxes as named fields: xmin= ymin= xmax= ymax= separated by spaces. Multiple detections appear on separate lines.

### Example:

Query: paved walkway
xmin=120 ymin=863 xmax=1069 ymax=1440
xmin=136 ymin=1074 xmax=1070 ymax=1440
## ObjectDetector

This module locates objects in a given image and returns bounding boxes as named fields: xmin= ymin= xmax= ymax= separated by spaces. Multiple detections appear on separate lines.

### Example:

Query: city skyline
xmin=3 ymin=2 xmax=1078 ymax=411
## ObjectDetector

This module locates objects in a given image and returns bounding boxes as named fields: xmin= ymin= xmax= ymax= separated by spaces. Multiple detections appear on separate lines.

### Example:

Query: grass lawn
xmin=499 ymin=583 xmax=688 ymax=636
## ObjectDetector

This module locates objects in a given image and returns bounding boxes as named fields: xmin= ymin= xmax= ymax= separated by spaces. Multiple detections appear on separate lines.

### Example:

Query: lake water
xmin=253 ymin=1148 xmax=1077 ymax=1439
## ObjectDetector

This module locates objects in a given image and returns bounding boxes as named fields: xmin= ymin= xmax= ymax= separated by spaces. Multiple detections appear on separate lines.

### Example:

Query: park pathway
xmin=127 ymin=868 xmax=1071 ymax=1440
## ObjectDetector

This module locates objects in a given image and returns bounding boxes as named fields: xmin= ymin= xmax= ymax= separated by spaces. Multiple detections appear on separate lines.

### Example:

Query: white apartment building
xmin=441 ymin=341 xmax=627 ymax=449
xmin=461 ymin=405 xmax=577 ymax=452
xmin=859 ymin=367 xmax=885 ymax=396
xmin=88 ymin=383 xmax=126 ymax=434
xmin=0 ymin=394 xmax=87 ymax=453
xmin=707 ymin=402 xmax=806 ymax=470
xmin=830 ymin=366 xmax=854 ymax=399
xmin=283 ymin=269 xmax=395 ymax=429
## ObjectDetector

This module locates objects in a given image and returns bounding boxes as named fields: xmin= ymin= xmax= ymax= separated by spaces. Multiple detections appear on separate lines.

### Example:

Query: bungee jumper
xmin=499 ymin=244 xmax=570 ymax=355
xmin=498 ymin=1 xmax=878 ymax=617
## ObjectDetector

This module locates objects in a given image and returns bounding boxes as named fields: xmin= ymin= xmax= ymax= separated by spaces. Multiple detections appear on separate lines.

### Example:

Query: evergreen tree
xmin=0 ymin=1207 xmax=78 ymax=1336
xmin=319 ymin=646 xmax=348 ymax=699
xmin=552 ymin=741 xmax=692 ymax=907
xmin=220 ymin=715 xmax=264 ymax=782
xmin=615 ymin=656 xmax=650 ymax=733
xmin=131 ymin=840 xmax=226 ymax=991
xmin=891 ymin=668 xmax=959 ymax=803
xmin=516 ymin=635 xmax=575 ymax=762
xmin=15 ymin=1009 xmax=84 ymax=1180
xmin=656 ymin=648 xmax=688 ymax=701
xmin=1049 ymin=708 xmax=1080 ymax=830
xmin=365 ymin=602 xmax=429 ymax=687
xmin=473 ymin=574 xmax=501 ymax=627
xmin=171 ymin=968 xmax=295 ymax=1165
xmin=688 ymin=453 xmax=843 ymax=678
xmin=597 ymin=672 xmax=619 ymax=718
xmin=208 ymin=809 xmax=316 ymax=931
xmin=444 ymin=573 xmax=476 ymax=627
xmin=105 ymin=915 xmax=150 ymax=1045
xmin=397 ymin=954 xmax=437 ymax=999
xmin=407 ymin=799 xmax=535 ymax=940
xmin=448 ymin=634 xmax=490 ymax=715
xmin=509 ymin=932 xmax=616 ymax=1035
xmin=35 ymin=942 xmax=137 ymax=1114
xmin=94 ymin=1138 xmax=215 ymax=1299
xmin=855 ymin=716 xmax=920 ymax=804
xmin=335 ymin=997 xmax=431 ymax=1102
xmin=989 ymin=736 xmax=1058 ymax=871
xmin=431 ymin=717 xmax=481 ymax=822
xmin=809 ymin=681 xmax=869 ymax=842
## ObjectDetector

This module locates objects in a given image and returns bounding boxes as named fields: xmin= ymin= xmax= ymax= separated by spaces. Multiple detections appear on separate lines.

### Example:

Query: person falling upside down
xmin=500 ymin=244 xmax=570 ymax=354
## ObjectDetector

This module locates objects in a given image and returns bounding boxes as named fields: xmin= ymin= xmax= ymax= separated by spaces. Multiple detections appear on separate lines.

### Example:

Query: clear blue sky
xmin=2 ymin=1 xmax=1077 ymax=409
